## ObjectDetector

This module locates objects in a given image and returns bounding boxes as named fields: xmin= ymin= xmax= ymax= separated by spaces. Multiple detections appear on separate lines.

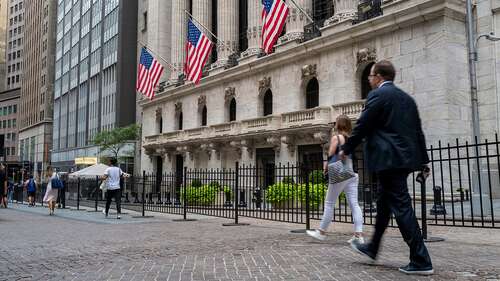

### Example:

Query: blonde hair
xmin=335 ymin=115 xmax=352 ymax=136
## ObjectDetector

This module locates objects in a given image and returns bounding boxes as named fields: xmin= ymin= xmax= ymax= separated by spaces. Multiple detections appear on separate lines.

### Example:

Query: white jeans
xmin=319 ymin=174 xmax=363 ymax=232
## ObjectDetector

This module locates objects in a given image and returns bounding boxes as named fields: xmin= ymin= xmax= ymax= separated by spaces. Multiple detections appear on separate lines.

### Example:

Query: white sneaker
xmin=306 ymin=230 xmax=327 ymax=241
xmin=102 ymin=209 xmax=108 ymax=217
xmin=347 ymin=236 xmax=365 ymax=244
xmin=116 ymin=215 xmax=121 ymax=219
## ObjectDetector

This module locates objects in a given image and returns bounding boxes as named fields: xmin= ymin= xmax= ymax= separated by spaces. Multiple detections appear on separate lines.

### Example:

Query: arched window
xmin=263 ymin=90 xmax=273 ymax=116
xmin=229 ymin=98 xmax=236 ymax=121
xmin=201 ymin=105 xmax=207 ymax=126
xmin=361 ymin=62 xmax=375 ymax=99
xmin=306 ymin=78 xmax=319 ymax=109
xmin=177 ymin=112 xmax=183 ymax=130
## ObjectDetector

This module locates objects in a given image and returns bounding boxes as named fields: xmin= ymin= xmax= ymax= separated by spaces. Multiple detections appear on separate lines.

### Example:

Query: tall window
xmin=177 ymin=112 xmax=183 ymax=130
xmin=313 ymin=0 xmax=334 ymax=27
xmin=201 ymin=106 xmax=207 ymax=126
xmin=361 ymin=62 xmax=375 ymax=99
xmin=306 ymin=78 xmax=319 ymax=109
xmin=229 ymin=98 xmax=236 ymax=121
xmin=239 ymin=0 xmax=248 ymax=52
xmin=263 ymin=90 xmax=273 ymax=116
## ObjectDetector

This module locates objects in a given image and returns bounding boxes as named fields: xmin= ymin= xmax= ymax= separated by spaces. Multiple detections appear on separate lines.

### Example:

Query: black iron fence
xmin=14 ymin=136 xmax=500 ymax=230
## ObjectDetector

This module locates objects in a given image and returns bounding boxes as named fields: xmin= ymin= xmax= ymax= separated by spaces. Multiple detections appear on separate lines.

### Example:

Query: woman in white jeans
xmin=307 ymin=115 xmax=364 ymax=242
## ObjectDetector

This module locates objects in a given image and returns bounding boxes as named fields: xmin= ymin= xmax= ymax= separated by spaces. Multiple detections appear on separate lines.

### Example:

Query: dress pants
xmin=370 ymin=169 xmax=432 ymax=268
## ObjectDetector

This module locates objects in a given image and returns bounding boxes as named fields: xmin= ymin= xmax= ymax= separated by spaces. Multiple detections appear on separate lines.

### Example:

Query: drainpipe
xmin=466 ymin=0 xmax=480 ymax=141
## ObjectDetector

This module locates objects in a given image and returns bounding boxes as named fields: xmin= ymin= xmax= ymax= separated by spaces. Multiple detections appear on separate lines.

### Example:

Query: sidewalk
xmin=1 ymin=203 xmax=499 ymax=281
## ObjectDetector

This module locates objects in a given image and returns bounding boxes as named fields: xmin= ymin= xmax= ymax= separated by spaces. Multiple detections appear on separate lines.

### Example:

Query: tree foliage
xmin=92 ymin=124 xmax=140 ymax=159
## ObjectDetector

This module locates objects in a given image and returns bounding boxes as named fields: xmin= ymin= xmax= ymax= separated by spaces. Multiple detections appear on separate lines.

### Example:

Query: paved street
xmin=1 ymin=204 xmax=499 ymax=281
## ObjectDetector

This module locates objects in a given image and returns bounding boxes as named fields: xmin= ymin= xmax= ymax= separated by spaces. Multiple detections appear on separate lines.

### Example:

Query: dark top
xmin=342 ymin=82 xmax=429 ymax=172
xmin=0 ymin=170 xmax=6 ymax=194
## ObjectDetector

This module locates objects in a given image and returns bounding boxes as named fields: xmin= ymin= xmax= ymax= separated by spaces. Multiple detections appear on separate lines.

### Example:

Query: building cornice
xmin=141 ymin=0 xmax=465 ymax=109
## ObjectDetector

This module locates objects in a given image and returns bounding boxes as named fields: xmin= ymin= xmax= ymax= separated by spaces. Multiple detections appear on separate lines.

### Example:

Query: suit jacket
xmin=342 ymin=81 xmax=429 ymax=172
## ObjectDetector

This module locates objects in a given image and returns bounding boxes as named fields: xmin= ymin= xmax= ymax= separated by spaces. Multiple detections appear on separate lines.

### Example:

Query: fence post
xmin=417 ymin=167 xmax=444 ymax=243
xmin=223 ymin=162 xmax=249 ymax=226
xmin=305 ymin=164 xmax=311 ymax=231
xmin=77 ymin=178 xmax=81 ymax=210
xmin=95 ymin=176 xmax=99 ymax=211
xmin=142 ymin=170 xmax=146 ymax=217
xmin=62 ymin=179 xmax=66 ymax=209
xmin=172 ymin=167 xmax=196 ymax=222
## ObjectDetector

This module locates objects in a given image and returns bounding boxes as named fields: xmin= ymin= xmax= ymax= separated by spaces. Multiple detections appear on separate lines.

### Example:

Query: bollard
xmin=252 ymin=187 xmax=262 ymax=209
xmin=417 ymin=167 xmax=444 ymax=242
xmin=165 ymin=191 xmax=172 ymax=205
xmin=238 ymin=190 xmax=247 ymax=207
xmin=77 ymin=178 xmax=81 ymax=210
xmin=430 ymin=186 xmax=447 ymax=215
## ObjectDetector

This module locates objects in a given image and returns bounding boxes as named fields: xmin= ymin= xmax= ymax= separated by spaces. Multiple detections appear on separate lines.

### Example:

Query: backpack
xmin=51 ymin=176 xmax=64 ymax=189
xmin=27 ymin=179 xmax=37 ymax=192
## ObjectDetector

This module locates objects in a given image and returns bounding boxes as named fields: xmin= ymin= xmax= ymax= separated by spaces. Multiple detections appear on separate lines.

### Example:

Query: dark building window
xmin=158 ymin=117 xmax=163 ymax=134
xmin=313 ymin=0 xmax=334 ymax=27
xmin=201 ymin=105 xmax=207 ymax=126
xmin=210 ymin=0 xmax=218 ymax=64
xmin=142 ymin=11 xmax=147 ymax=31
xmin=361 ymin=62 xmax=375 ymax=99
xmin=229 ymin=98 xmax=236 ymax=121
xmin=178 ymin=112 xmax=183 ymax=130
xmin=306 ymin=78 xmax=319 ymax=109
xmin=263 ymin=90 xmax=273 ymax=116
xmin=239 ymin=0 xmax=248 ymax=53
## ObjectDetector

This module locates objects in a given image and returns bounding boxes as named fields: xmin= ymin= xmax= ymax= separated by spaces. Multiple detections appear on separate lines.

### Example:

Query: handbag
xmin=327 ymin=135 xmax=356 ymax=184
xmin=328 ymin=158 xmax=356 ymax=184
xmin=99 ymin=180 xmax=108 ymax=192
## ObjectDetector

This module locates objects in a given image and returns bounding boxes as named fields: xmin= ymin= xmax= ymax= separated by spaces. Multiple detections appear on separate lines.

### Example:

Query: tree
xmin=92 ymin=124 xmax=140 ymax=160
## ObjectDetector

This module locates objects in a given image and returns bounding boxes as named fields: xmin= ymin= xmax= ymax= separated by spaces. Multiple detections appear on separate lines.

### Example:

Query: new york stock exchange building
xmin=138 ymin=0 xmax=498 ymax=189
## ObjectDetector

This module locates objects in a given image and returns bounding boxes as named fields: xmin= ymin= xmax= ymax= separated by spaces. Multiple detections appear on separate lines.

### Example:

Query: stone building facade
xmin=140 ymin=0 xmax=497 ymax=185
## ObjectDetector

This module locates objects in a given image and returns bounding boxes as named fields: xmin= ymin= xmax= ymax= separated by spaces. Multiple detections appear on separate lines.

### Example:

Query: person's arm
xmin=342 ymin=91 xmax=384 ymax=156
xmin=415 ymin=105 xmax=430 ymax=165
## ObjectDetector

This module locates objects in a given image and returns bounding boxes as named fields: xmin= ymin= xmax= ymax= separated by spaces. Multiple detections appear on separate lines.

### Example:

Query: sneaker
xmin=347 ymin=236 xmax=365 ymax=244
xmin=350 ymin=240 xmax=377 ymax=261
xmin=102 ymin=209 xmax=108 ymax=217
xmin=398 ymin=264 xmax=434 ymax=275
xmin=116 ymin=215 xmax=121 ymax=219
xmin=306 ymin=230 xmax=327 ymax=241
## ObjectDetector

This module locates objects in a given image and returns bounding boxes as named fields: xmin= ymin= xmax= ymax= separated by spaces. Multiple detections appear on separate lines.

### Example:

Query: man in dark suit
xmin=340 ymin=60 xmax=433 ymax=275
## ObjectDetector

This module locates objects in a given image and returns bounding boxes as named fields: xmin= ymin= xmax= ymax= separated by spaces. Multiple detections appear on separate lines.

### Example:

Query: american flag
xmin=185 ymin=20 xmax=214 ymax=84
xmin=136 ymin=48 xmax=164 ymax=100
xmin=261 ymin=0 xmax=289 ymax=54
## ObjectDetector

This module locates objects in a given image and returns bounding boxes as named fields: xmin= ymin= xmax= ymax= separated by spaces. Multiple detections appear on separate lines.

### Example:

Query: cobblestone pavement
xmin=1 ymin=203 xmax=499 ymax=281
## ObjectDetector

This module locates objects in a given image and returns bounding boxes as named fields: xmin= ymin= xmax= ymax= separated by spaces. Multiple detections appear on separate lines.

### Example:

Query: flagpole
xmin=184 ymin=9 xmax=234 ymax=52
xmin=138 ymin=40 xmax=177 ymax=71
xmin=287 ymin=0 xmax=322 ymax=34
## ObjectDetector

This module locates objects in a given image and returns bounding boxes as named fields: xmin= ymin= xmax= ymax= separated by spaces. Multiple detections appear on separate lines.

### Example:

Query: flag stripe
xmin=185 ymin=19 xmax=214 ymax=85
xmin=136 ymin=48 xmax=165 ymax=100
xmin=261 ymin=0 xmax=289 ymax=54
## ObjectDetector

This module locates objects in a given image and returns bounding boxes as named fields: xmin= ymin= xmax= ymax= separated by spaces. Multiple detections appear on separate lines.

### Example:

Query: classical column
xmin=214 ymin=0 xmax=239 ymax=68
xmin=324 ymin=0 xmax=358 ymax=26
xmin=240 ymin=1 xmax=262 ymax=59
xmin=278 ymin=0 xmax=312 ymax=44
xmin=192 ymin=0 xmax=212 ymax=30
xmin=147 ymin=0 xmax=171 ymax=81
xmin=170 ymin=0 xmax=190 ymax=80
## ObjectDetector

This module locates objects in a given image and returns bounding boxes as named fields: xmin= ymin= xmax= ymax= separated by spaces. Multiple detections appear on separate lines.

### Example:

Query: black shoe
xmin=350 ymin=240 xmax=377 ymax=261
xmin=398 ymin=264 xmax=434 ymax=275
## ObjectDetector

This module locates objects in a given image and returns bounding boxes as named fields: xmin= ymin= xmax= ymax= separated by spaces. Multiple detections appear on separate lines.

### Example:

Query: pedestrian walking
xmin=306 ymin=115 xmax=364 ymax=243
xmin=0 ymin=164 xmax=7 ymax=208
xmin=43 ymin=166 xmax=59 ymax=215
xmin=102 ymin=158 xmax=124 ymax=219
xmin=7 ymin=177 xmax=14 ymax=203
xmin=24 ymin=175 xmax=37 ymax=207
xmin=340 ymin=60 xmax=433 ymax=275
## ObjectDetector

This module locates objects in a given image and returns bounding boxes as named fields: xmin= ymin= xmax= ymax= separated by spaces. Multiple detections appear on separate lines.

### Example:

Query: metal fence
xmin=14 ymin=136 xmax=500 ymax=230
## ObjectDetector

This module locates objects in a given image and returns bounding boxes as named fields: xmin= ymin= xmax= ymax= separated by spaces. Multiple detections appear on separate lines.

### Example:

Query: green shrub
xmin=220 ymin=185 xmax=233 ymax=200
xmin=190 ymin=179 xmax=203 ymax=188
xmin=281 ymin=176 xmax=295 ymax=185
xmin=298 ymin=183 xmax=327 ymax=209
xmin=181 ymin=185 xmax=217 ymax=205
xmin=208 ymin=181 xmax=220 ymax=188
xmin=308 ymin=170 xmax=326 ymax=185
xmin=265 ymin=183 xmax=298 ymax=204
